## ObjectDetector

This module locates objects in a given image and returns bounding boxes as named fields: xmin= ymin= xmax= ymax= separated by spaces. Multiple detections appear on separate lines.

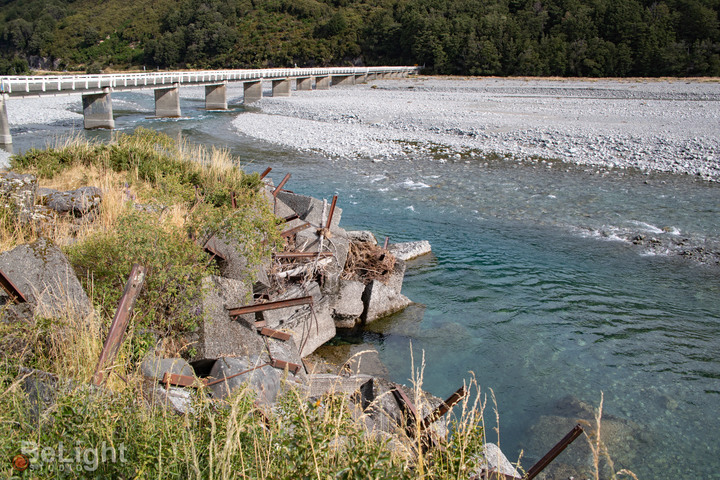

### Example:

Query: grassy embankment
xmin=0 ymin=129 xmax=492 ymax=479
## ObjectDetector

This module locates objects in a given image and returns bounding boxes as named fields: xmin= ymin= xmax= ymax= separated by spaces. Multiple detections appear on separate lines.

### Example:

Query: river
xmin=3 ymin=78 xmax=719 ymax=479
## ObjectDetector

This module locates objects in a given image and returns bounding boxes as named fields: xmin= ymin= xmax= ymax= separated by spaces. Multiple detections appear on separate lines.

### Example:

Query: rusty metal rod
xmin=383 ymin=237 xmax=390 ymax=250
xmin=260 ymin=167 xmax=272 ymax=179
xmin=258 ymin=327 xmax=292 ymax=341
xmin=273 ymin=252 xmax=332 ymax=259
xmin=227 ymin=295 xmax=313 ymax=317
xmin=270 ymin=358 xmax=302 ymax=374
xmin=283 ymin=213 xmax=299 ymax=222
xmin=524 ymin=424 xmax=584 ymax=480
xmin=272 ymin=173 xmax=291 ymax=197
xmin=92 ymin=264 xmax=146 ymax=386
xmin=231 ymin=191 xmax=237 ymax=209
xmin=325 ymin=195 xmax=338 ymax=228
xmin=0 ymin=268 xmax=27 ymax=304
xmin=420 ymin=385 xmax=467 ymax=430
xmin=280 ymin=222 xmax=311 ymax=238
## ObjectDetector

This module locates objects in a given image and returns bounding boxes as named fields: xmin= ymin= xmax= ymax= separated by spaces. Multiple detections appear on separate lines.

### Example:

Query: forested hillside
xmin=1 ymin=0 xmax=719 ymax=76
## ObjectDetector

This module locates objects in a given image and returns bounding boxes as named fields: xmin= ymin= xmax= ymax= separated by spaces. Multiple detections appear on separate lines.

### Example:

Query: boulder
xmin=386 ymin=259 xmax=406 ymax=295
xmin=388 ymin=240 xmax=432 ymax=261
xmin=331 ymin=279 xmax=366 ymax=329
xmin=0 ymin=237 xmax=92 ymax=318
xmin=187 ymin=276 xmax=266 ymax=363
xmin=45 ymin=186 xmax=102 ymax=216
xmin=140 ymin=356 xmax=195 ymax=382
xmin=0 ymin=172 xmax=37 ymax=222
xmin=208 ymin=356 xmax=281 ymax=404
xmin=361 ymin=280 xmax=412 ymax=324
xmin=19 ymin=367 xmax=60 ymax=420
xmin=276 ymin=191 xmax=343 ymax=229
xmin=306 ymin=373 xmax=374 ymax=398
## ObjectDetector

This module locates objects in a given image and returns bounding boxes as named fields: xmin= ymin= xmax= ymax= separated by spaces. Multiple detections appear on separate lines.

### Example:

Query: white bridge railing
xmin=0 ymin=66 xmax=420 ymax=97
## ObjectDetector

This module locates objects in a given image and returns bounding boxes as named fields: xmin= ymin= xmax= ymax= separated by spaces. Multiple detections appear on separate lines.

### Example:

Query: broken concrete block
xmin=45 ymin=186 xmax=102 ymax=216
xmin=389 ymin=240 xmax=432 ymax=261
xmin=140 ymin=356 xmax=195 ymax=382
xmin=203 ymin=235 xmax=271 ymax=289
xmin=145 ymin=382 xmax=194 ymax=414
xmin=295 ymin=227 xmax=350 ymax=279
xmin=19 ymin=367 xmax=60 ymax=420
xmin=473 ymin=443 xmax=522 ymax=479
xmin=208 ymin=356 xmax=281 ymax=404
xmin=0 ymin=172 xmax=37 ymax=222
xmin=264 ymin=335 xmax=307 ymax=383
xmin=331 ymin=279 xmax=365 ymax=329
xmin=362 ymin=280 xmax=412 ymax=324
xmin=387 ymin=259 xmax=406 ymax=295
xmin=276 ymin=191 xmax=343 ymax=229
xmin=306 ymin=373 xmax=374 ymax=398
xmin=188 ymin=276 xmax=266 ymax=363
xmin=0 ymin=237 xmax=92 ymax=318
xmin=346 ymin=230 xmax=377 ymax=245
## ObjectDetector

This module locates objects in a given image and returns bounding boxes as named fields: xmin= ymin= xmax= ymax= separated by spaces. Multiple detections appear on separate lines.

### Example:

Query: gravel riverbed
xmin=233 ymin=76 xmax=720 ymax=181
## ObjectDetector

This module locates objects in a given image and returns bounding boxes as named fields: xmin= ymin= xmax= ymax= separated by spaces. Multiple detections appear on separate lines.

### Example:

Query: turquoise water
xmin=5 ymin=92 xmax=720 ymax=478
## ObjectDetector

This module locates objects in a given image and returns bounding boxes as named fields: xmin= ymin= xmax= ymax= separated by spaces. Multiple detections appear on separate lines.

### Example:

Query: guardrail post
xmin=0 ymin=94 xmax=11 ymax=145
xmin=82 ymin=87 xmax=115 ymax=130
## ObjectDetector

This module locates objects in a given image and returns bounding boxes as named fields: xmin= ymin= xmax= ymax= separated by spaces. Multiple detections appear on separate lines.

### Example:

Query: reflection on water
xmin=5 ymin=91 xmax=720 ymax=479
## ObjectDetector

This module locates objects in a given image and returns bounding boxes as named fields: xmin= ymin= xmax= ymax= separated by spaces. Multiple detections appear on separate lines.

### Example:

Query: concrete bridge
xmin=0 ymin=66 xmax=419 ymax=145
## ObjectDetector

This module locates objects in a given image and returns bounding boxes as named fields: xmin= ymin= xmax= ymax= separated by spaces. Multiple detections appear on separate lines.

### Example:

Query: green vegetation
xmin=8 ymin=128 xmax=282 ymax=344
xmin=1 ymin=0 xmax=718 ymax=76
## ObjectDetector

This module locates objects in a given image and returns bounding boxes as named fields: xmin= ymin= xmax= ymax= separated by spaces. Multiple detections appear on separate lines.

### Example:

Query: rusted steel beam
xmin=524 ymin=424 xmax=584 ymax=480
xmin=161 ymin=372 xmax=206 ymax=388
xmin=283 ymin=213 xmax=299 ymax=223
xmin=392 ymin=386 xmax=419 ymax=437
xmin=227 ymin=295 xmax=313 ymax=317
xmin=258 ymin=327 xmax=292 ymax=341
xmin=325 ymin=195 xmax=338 ymax=228
xmin=260 ymin=167 xmax=272 ymax=179
xmin=383 ymin=237 xmax=390 ymax=250
xmin=0 ymin=268 xmax=27 ymax=304
xmin=272 ymin=173 xmax=291 ymax=198
xmin=270 ymin=358 xmax=302 ymax=375
xmin=280 ymin=222 xmax=311 ymax=238
xmin=231 ymin=191 xmax=237 ymax=209
xmin=92 ymin=264 xmax=146 ymax=386
xmin=420 ymin=386 xmax=467 ymax=430
xmin=272 ymin=252 xmax=332 ymax=259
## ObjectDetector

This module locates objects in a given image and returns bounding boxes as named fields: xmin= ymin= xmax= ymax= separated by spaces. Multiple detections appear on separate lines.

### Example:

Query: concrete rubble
xmin=3 ymin=169 xmax=481 ymax=468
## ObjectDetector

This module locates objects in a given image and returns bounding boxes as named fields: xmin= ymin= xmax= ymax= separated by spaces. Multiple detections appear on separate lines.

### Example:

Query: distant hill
xmin=2 ymin=0 xmax=719 ymax=77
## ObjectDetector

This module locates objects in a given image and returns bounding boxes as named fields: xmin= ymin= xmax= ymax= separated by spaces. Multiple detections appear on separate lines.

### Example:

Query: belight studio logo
xmin=11 ymin=453 xmax=30 ymax=471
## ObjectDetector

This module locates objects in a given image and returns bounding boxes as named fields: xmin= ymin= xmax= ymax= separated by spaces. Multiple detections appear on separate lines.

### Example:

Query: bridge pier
xmin=354 ymin=74 xmax=367 ymax=84
xmin=331 ymin=75 xmax=354 ymax=86
xmin=315 ymin=76 xmax=330 ymax=90
xmin=205 ymin=82 xmax=227 ymax=110
xmin=296 ymin=77 xmax=312 ymax=91
xmin=271 ymin=78 xmax=291 ymax=97
xmin=82 ymin=88 xmax=115 ymax=130
xmin=0 ymin=94 xmax=11 ymax=145
xmin=366 ymin=73 xmax=378 ymax=81
xmin=243 ymin=81 xmax=262 ymax=103
xmin=155 ymin=84 xmax=181 ymax=117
